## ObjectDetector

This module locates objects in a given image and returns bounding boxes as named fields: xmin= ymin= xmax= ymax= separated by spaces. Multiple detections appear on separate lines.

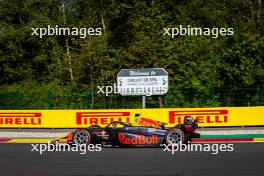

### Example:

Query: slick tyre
xmin=73 ymin=129 xmax=91 ymax=145
xmin=165 ymin=128 xmax=185 ymax=145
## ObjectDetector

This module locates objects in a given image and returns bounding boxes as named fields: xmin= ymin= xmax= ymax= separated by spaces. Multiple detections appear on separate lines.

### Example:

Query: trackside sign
xmin=0 ymin=113 xmax=42 ymax=126
xmin=0 ymin=107 xmax=263 ymax=128
xmin=168 ymin=110 xmax=228 ymax=124
xmin=117 ymin=68 xmax=168 ymax=96
xmin=76 ymin=112 xmax=130 ymax=125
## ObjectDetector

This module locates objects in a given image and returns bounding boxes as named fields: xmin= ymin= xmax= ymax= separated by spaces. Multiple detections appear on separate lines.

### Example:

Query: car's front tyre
xmin=73 ymin=129 xmax=91 ymax=145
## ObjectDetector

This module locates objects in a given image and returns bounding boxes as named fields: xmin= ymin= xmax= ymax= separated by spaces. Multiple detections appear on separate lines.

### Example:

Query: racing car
xmin=54 ymin=116 xmax=199 ymax=147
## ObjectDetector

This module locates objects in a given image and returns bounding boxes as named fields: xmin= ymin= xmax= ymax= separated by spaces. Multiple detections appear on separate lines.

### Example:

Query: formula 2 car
xmin=54 ymin=116 xmax=199 ymax=147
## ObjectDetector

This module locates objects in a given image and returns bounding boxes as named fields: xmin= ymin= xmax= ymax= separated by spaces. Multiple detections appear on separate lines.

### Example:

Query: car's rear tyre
xmin=73 ymin=129 xmax=91 ymax=145
xmin=165 ymin=128 xmax=185 ymax=144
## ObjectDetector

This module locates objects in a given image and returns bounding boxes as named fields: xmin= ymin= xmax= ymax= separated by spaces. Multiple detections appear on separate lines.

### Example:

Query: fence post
xmin=122 ymin=96 xmax=125 ymax=108
xmin=256 ymin=84 xmax=260 ymax=105
xmin=84 ymin=89 xmax=90 ymax=109
xmin=15 ymin=89 xmax=21 ymax=110
xmin=211 ymin=87 xmax=214 ymax=100
xmin=47 ymin=89 xmax=53 ymax=109
xmin=164 ymin=96 xmax=168 ymax=108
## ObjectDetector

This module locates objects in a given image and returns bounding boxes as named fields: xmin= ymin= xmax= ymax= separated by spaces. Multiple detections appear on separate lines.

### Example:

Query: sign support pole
xmin=142 ymin=95 xmax=146 ymax=108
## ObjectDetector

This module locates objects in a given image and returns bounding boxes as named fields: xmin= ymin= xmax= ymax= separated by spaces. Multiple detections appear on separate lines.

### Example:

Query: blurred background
xmin=0 ymin=0 xmax=263 ymax=109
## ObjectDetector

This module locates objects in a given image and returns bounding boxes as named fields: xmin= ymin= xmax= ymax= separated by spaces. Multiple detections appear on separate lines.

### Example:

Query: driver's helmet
xmin=134 ymin=113 xmax=141 ymax=122
xmin=184 ymin=116 xmax=193 ymax=124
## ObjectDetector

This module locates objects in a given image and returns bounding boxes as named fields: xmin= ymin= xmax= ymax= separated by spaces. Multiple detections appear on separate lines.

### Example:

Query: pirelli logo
xmin=169 ymin=110 xmax=228 ymax=124
xmin=0 ymin=112 xmax=42 ymax=125
xmin=76 ymin=112 xmax=130 ymax=125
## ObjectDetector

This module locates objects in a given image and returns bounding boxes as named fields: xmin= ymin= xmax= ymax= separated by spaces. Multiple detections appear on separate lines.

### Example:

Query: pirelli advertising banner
xmin=0 ymin=107 xmax=264 ymax=128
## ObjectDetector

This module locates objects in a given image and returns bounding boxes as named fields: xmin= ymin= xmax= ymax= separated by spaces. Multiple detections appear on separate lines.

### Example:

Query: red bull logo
xmin=0 ymin=112 xmax=42 ymax=125
xmin=169 ymin=110 xmax=228 ymax=124
xmin=118 ymin=133 xmax=158 ymax=145
xmin=76 ymin=112 xmax=130 ymax=125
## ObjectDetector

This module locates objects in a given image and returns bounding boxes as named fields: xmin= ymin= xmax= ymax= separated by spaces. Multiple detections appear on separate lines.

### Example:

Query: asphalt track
xmin=0 ymin=143 xmax=263 ymax=176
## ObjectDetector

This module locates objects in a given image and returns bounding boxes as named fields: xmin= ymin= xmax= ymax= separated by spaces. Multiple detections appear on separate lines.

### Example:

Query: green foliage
xmin=0 ymin=0 xmax=263 ymax=109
